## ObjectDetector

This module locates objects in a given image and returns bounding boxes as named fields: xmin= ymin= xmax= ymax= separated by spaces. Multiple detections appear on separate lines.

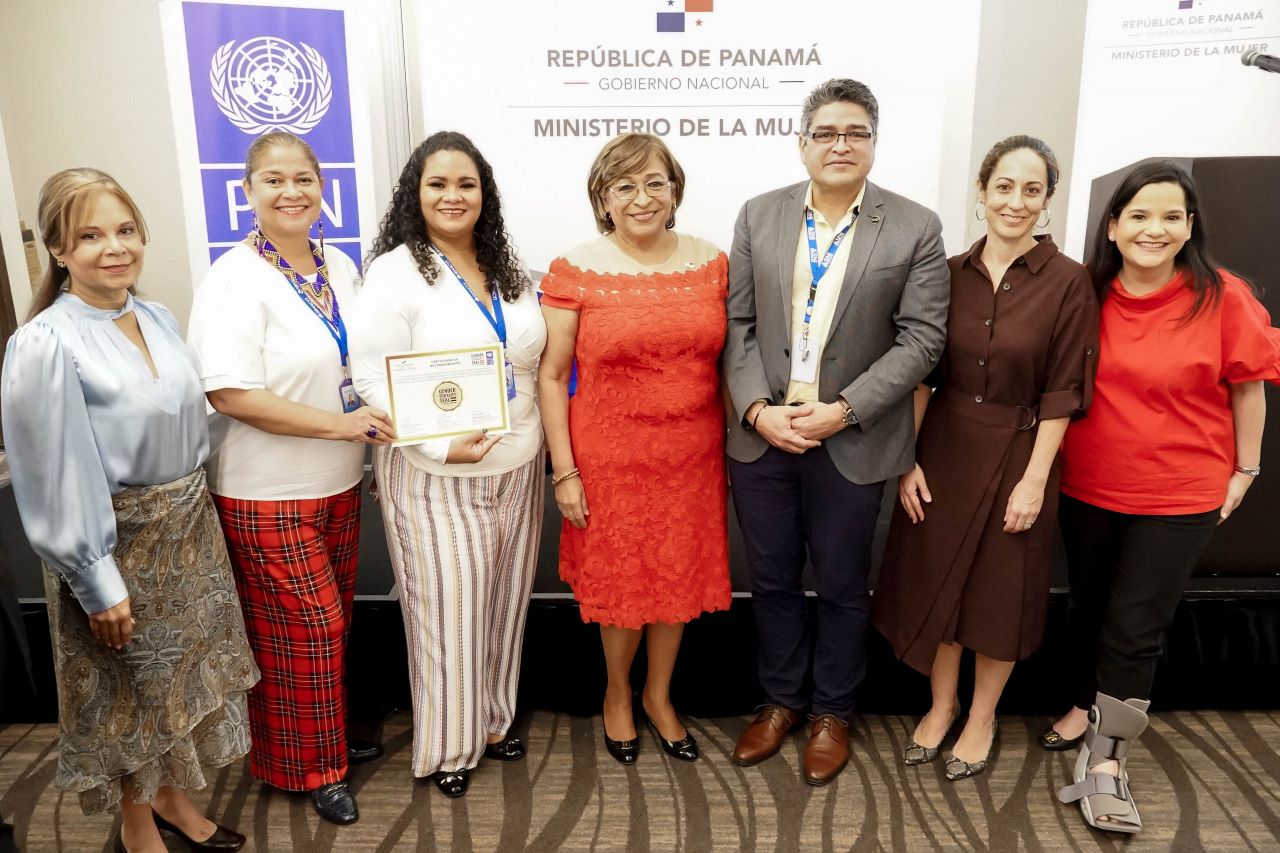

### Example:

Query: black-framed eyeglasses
xmin=607 ymin=179 xmax=673 ymax=202
xmin=805 ymin=130 xmax=874 ymax=145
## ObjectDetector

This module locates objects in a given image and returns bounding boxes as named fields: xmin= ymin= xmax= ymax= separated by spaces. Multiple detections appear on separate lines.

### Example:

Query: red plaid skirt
xmin=212 ymin=484 xmax=361 ymax=791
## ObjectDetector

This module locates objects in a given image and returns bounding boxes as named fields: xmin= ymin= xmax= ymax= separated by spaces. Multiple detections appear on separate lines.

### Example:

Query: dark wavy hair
xmin=366 ymin=131 xmax=528 ymax=302
xmin=1087 ymin=160 xmax=1242 ymax=322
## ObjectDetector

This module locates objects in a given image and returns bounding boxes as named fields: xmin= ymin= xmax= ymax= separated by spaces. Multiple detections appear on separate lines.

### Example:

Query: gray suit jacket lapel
xmin=824 ymin=181 xmax=884 ymax=347
xmin=775 ymin=184 xmax=807 ymax=336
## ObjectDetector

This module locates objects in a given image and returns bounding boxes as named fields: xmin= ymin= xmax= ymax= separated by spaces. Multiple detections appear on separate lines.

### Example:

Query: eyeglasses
xmin=805 ymin=130 xmax=874 ymax=145
xmin=607 ymin=179 xmax=673 ymax=202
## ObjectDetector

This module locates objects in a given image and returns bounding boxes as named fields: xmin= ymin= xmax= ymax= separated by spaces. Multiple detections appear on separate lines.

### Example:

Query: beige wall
xmin=964 ymin=0 xmax=1088 ymax=252
xmin=0 ymin=0 xmax=194 ymax=327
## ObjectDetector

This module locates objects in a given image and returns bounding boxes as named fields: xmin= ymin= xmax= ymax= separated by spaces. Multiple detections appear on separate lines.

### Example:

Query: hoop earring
xmin=1037 ymin=209 xmax=1053 ymax=229
xmin=974 ymin=202 xmax=986 ymax=222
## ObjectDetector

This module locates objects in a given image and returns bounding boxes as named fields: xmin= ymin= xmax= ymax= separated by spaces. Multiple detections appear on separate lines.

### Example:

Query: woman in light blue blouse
xmin=1 ymin=169 xmax=258 ymax=853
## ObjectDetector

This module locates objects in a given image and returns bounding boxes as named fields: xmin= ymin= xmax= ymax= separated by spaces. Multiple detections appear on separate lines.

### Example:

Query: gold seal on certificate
xmin=384 ymin=345 xmax=510 ymax=446
xmin=432 ymin=381 xmax=463 ymax=411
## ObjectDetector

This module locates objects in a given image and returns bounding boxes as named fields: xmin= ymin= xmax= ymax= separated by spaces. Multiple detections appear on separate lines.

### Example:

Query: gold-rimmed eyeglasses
xmin=607 ymin=179 xmax=673 ymax=202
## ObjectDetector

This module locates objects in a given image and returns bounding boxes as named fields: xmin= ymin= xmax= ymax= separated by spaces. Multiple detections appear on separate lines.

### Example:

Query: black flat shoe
xmin=644 ymin=715 xmax=699 ymax=761
xmin=308 ymin=781 xmax=359 ymax=825
xmin=153 ymin=813 xmax=247 ymax=851
xmin=483 ymin=734 xmax=526 ymax=761
xmin=427 ymin=768 xmax=471 ymax=798
xmin=347 ymin=738 xmax=384 ymax=764
xmin=1039 ymin=725 xmax=1084 ymax=751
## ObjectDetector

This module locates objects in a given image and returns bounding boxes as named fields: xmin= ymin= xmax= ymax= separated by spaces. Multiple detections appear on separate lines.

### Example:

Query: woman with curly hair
xmin=350 ymin=131 xmax=546 ymax=798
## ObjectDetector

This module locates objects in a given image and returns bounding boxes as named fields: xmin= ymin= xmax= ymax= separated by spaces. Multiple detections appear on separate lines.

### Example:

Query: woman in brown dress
xmin=871 ymin=136 xmax=1098 ymax=780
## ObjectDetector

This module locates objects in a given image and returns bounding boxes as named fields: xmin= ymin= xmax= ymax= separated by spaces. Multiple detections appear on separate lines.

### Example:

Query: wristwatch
xmin=836 ymin=397 xmax=859 ymax=427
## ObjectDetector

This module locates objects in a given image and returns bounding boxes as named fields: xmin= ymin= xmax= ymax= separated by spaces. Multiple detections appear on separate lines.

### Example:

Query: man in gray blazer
xmin=723 ymin=78 xmax=950 ymax=785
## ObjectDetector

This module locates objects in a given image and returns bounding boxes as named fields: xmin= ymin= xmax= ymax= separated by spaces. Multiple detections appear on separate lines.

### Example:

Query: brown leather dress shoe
xmin=803 ymin=714 xmax=850 ymax=785
xmin=733 ymin=704 xmax=802 ymax=766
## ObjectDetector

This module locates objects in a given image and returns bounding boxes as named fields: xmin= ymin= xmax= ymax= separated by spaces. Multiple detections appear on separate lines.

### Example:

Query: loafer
xmin=426 ymin=768 xmax=471 ymax=798
xmin=153 ymin=813 xmax=246 ymax=851
xmin=733 ymin=704 xmax=802 ymax=766
xmin=308 ymin=781 xmax=359 ymax=825
xmin=645 ymin=715 xmax=699 ymax=762
xmin=483 ymin=734 xmax=526 ymax=761
xmin=803 ymin=714 xmax=850 ymax=786
xmin=347 ymin=738 xmax=384 ymax=765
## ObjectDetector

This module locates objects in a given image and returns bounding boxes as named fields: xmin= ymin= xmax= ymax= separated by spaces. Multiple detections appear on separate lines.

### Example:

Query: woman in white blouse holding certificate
xmin=350 ymin=131 xmax=546 ymax=800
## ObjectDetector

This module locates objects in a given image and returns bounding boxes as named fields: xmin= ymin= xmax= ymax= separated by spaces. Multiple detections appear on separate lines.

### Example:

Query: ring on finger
xmin=1022 ymin=521 xmax=1033 ymax=529
xmin=366 ymin=426 xmax=378 ymax=439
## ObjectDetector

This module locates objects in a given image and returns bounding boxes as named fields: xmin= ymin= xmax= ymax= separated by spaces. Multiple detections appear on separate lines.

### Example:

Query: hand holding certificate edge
xmin=446 ymin=430 xmax=503 ymax=463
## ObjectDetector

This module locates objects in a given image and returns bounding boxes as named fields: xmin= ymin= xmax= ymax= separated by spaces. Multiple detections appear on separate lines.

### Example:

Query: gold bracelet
xmin=552 ymin=468 xmax=581 ymax=486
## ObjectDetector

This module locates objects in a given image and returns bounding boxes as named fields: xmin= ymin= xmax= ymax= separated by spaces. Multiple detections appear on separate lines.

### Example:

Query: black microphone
xmin=1242 ymin=50 xmax=1280 ymax=74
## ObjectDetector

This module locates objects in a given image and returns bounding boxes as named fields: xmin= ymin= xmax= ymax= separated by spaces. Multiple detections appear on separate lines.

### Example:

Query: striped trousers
xmin=212 ymin=484 xmax=360 ymax=791
xmin=373 ymin=448 xmax=543 ymax=777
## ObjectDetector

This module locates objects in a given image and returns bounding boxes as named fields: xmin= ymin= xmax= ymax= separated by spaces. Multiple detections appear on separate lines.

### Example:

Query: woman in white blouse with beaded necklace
xmin=350 ymin=130 xmax=547 ymax=799
xmin=186 ymin=131 xmax=394 ymax=827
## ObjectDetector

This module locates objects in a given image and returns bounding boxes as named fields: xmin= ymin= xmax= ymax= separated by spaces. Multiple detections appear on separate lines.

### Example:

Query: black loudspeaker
xmin=1085 ymin=156 xmax=1280 ymax=577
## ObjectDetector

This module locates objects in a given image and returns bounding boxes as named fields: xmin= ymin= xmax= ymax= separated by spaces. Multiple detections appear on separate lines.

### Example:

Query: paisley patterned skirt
xmin=43 ymin=468 xmax=259 ymax=815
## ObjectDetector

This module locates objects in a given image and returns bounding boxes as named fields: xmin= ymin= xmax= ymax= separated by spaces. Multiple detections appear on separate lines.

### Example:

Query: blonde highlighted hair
xmin=29 ymin=168 xmax=148 ymax=320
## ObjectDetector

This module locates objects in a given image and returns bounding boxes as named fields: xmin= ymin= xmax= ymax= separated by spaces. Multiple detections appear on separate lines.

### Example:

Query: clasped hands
xmin=749 ymin=401 xmax=846 ymax=454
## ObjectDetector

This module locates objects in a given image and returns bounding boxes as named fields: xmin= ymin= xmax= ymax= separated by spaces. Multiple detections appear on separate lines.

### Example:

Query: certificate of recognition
xmin=384 ymin=345 xmax=511 ymax=445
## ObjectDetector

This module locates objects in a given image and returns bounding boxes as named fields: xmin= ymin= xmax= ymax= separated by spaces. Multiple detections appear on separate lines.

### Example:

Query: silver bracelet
xmin=1234 ymin=463 xmax=1261 ymax=477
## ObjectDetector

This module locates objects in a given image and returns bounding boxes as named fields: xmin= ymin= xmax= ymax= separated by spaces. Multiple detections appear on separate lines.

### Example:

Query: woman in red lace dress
xmin=538 ymin=134 xmax=731 ymax=765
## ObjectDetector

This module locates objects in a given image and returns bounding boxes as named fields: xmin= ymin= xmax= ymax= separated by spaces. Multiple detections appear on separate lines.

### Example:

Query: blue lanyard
xmin=434 ymin=248 xmax=506 ymax=346
xmin=802 ymin=206 xmax=857 ymax=330
xmin=257 ymin=235 xmax=348 ymax=366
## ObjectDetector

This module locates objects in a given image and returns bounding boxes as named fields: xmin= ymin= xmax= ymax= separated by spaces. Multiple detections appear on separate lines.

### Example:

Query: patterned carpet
xmin=1 ymin=709 xmax=1278 ymax=852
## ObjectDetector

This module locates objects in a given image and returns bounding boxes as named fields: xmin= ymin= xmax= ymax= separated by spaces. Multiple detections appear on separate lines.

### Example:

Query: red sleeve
xmin=538 ymin=257 xmax=583 ymax=311
xmin=1218 ymin=272 xmax=1280 ymax=385
xmin=1038 ymin=267 xmax=1100 ymax=420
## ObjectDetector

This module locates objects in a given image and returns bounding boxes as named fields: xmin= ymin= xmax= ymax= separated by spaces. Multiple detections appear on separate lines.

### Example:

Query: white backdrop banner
xmin=412 ymin=0 xmax=981 ymax=272
xmin=1065 ymin=0 xmax=1280 ymax=256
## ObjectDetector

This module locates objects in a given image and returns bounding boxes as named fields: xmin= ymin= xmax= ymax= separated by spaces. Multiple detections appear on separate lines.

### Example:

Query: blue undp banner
xmin=170 ymin=1 xmax=364 ymax=269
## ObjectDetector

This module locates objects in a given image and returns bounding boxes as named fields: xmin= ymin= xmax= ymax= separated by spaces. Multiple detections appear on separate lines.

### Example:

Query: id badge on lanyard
xmin=339 ymin=364 xmax=359 ymax=413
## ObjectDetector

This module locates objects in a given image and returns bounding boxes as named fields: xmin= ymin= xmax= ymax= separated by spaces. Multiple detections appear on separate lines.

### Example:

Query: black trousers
xmin=1059 ymin=494 xmax=1219 ymax=709
xmin=729 ymin=445 xmax=884 ymax=717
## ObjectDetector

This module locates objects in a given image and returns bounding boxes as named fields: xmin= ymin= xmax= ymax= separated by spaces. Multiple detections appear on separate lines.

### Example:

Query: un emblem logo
xmin=209 ymin=36 xmax=332 ymax=135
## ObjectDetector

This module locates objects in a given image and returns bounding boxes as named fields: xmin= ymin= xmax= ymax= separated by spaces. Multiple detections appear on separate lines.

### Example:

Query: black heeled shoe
xmin=152 ymin=813 xmax=247 ymax=851
xmin=347 ymin=737 xmax=384 ymax=765
xmin=426 ymin=768 xmax=471 ymax=798
xmin=603 ymin=729 xmax=639 ymax=765
xmin=308 ymin=781 xmax=359 ymax=825
xmin=640 ymin=706 xmax=699 ymax=762
xmin=483 ymin=734 xmax=526 ymax=761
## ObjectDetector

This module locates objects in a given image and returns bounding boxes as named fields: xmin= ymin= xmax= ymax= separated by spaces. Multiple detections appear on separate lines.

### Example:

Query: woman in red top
xmin=1051 ymin=161 xmax=1280 ymax=834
